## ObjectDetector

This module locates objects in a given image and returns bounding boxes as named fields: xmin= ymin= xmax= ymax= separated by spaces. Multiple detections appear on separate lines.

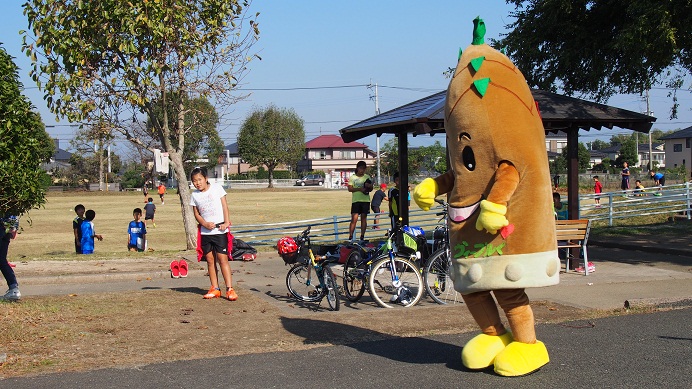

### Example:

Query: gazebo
xmin=340 ymin=89 xmax=656 ymax=225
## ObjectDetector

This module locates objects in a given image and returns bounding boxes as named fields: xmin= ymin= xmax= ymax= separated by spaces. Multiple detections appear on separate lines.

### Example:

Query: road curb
xmin=20 ymin=269 xmax=206 ymax=286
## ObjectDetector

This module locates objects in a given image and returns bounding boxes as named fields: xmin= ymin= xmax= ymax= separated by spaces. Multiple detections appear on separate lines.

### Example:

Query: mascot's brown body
xmin=413 ymin=17 xmax=559 ymax=376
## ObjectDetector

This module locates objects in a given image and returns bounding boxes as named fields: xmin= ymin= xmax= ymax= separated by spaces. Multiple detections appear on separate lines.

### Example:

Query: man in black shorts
xmin=347 ymin=161 xmax=371 ymax=241
xmin=370 ymin=183 xmax=388 ymax=229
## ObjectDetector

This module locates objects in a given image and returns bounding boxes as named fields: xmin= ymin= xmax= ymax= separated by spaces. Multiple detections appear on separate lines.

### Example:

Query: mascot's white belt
xmin=452 ymin=250 xmax=560 ymax=294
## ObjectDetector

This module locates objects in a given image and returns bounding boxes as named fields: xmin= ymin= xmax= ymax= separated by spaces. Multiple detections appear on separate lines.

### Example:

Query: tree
xmin=23 ymin=0 xmax=260 ymax=249
xmin=417 ymin=141 xmax=447 ymax=175
xmin=380 ymin=138 xmax=426 ymax=177
xmin=0 ymin=44 xmax=54 ymax=219
xmin=590 ymin=139 xmax=609 ymax=150
xmin=499 ymin=1 xmax=692 ymax=118
xmin=553 ymin=142 xmax=591 ymax=173
xmin=238 ymin=105 xmax=305 ymax=188
xmin=615 ymin=137 xmax=638 ymax=167
xmin=147 ymin=95 xmax=222 ymax=176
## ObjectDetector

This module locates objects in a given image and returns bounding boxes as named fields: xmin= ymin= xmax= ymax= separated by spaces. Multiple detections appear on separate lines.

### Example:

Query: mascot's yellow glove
xmin=475 ymin=200 xmax=509 ymax=235
xmin=413 ymin=178 xmax=438 ymax=211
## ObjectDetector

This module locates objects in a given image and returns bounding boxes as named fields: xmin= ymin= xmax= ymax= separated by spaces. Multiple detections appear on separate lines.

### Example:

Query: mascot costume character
xmin=413 ymin=17 xmax=559 ymax=376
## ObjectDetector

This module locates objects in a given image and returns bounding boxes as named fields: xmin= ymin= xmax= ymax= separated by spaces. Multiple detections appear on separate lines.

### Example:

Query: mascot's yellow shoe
xmin=493 ymin=340 xmax=549 ymax=377
xmin=461 ymin=332 xmax=513 ymax=369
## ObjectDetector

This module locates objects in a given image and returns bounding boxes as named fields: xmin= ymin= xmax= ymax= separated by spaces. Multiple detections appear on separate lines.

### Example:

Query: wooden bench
xmin=555 ymin=219 xmax=591 ymax=275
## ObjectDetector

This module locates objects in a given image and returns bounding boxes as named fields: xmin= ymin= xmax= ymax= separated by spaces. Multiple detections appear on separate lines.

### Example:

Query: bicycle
xmin=341 ymin=241 xmax=383 ymax=303
xmin=280 ymin=226 xmax=340 ymax=311
xmin=365 ymin=224 xmax=425 ymax=308
xmin=422 ymin=199 xmax=464 ymax=305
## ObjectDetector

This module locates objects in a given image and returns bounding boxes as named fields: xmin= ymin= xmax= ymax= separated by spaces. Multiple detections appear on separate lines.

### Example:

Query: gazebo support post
xmin=566 ymin=125 xmax=581 ymax=269
xmin=397 ymin=132 xmax=410 ymax=226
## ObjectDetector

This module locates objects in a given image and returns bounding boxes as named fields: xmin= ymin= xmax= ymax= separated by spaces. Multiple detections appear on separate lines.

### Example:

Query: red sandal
xmin=178 ymin=259 xmax=188 ymax=277
xmin=170 ymin=260 xmax=180 ymax=279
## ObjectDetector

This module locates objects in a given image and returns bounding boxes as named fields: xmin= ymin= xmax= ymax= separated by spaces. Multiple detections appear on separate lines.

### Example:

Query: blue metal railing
xmin=232 ymin=206 xmax=446 ymax=247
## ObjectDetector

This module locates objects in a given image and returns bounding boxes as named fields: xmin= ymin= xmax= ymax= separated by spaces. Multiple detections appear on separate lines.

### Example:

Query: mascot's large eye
xmin=462 ymin=146 xmax=475 ymax=171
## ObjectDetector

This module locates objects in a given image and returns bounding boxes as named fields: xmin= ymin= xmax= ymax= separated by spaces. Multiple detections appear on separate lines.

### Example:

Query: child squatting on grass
xmin=127 ymin=208 xmax=147 ymax=252
xmin=189 ymin=167 xmax=237 ymax=301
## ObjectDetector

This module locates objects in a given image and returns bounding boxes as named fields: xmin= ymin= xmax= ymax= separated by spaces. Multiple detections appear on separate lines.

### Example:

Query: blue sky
xmin=2 ymin=0 xmax=691 ymax=154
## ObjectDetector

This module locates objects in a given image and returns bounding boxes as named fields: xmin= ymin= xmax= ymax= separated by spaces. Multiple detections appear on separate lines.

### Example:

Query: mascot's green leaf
xmin=470 ymin=56 xmax=485 ymax=73
xmin=458 ymin=47 xmax=463 ymax=62
xmin=473 ymin=78 xmax=491 ymax=97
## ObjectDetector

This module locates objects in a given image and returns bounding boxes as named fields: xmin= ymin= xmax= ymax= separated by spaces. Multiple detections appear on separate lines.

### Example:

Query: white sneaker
xmin=2 ymin=287 xmax=21 ymax=301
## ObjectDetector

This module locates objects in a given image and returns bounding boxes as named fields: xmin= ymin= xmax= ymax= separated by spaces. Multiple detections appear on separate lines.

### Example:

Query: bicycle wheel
xmin=368 ymin=254 xmax=423 ymax=308
xmin=322 ymin=266 xmax=340 ymax=311
xmin=286 ymin=263 xmax=321 ymax=302
xmin=424 ymin=248 xmax=463 ymax=305
xmin=342 ymin=252 xmax=366 ymax=302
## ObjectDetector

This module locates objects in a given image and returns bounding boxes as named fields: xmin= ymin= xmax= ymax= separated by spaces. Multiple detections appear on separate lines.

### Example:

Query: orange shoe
xmin=226 ymin=288 xmax=238 ymax=301
xmin=203 ymin=287 xmax=221 ymax=299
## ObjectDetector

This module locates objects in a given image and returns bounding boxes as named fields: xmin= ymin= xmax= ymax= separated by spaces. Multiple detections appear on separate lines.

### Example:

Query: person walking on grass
xmin=1 ymin=215 xmax=21 ymax=301
xmin=157 ymin=183 xmax=166 ymax=205
xmin=347 ymin=160 xmax=372 ymax=242
xmin=142 ymin=182 xmax=149 ymax=203
xmin=80 ymin=210 xmax=103 ymax=255
xmin=144 ymin=197 xmax=156 ymax=228
xmin=189 ymin=167 xmax=237 ymax=301
xmin=127 ymin=208 xmax=147 ymax=252
xmin=593 ymin=176 xmax=603 ymax=208
xmin=73 ymin=204 xmax=85 ymax=254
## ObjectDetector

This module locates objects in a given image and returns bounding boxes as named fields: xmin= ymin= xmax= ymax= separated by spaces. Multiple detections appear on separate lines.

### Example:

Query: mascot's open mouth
xmin=448 ymin=198 xmax=482 ymax=222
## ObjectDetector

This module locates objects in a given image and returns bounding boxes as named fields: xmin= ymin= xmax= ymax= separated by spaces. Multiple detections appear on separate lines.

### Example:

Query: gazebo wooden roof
xmin=340 ymin=89 xmax=656 ymax=225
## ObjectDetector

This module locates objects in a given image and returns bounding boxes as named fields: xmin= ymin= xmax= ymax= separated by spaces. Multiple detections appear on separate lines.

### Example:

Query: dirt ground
xmin=0 ymin=277 xmax=611 ymax=379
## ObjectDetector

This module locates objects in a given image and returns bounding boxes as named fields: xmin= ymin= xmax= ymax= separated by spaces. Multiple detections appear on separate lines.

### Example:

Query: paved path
xmin=3 ymin=307 xmax=691 ymax=388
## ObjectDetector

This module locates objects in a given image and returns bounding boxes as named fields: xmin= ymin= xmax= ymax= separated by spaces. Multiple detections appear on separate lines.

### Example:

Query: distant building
xmin=545 ymin=131 xmax=567 ymax=154
xmin=42 ymin=139 xmax=72 ymax=171
xmin=597 ymin=143 xmax=665 ymax=169
xmin=660 ymin=126 xmax=692 ymax=176
xmin=297 ymin=135 xmax=376 ymax=184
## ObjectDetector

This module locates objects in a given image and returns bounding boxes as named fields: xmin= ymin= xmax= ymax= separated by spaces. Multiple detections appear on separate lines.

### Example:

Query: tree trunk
xmin=97 ymin=141 xmax=105 ymax=191
xmin=168 ymin=150 xmax=198 ymax=250
xmin=267 ymin=164 xmax=274 ymax=188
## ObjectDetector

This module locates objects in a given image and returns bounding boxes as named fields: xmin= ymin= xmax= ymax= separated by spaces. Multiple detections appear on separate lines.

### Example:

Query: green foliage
xmin=499 ymin=1 xmax=692 ymax=116
xmin=590 ymin=139 xmax=609 ymax=150
xmin=0 ymin=44 xmax=53 ymax=216
xmin=553 ymin=142 xmax=591 ymax=173
xmin=615 ymin=137 xmax=638 ymax=166
xmin=381 ymin=138 xmax=447 ymax=177
xmin=120 ymin=162 xmax=147 ymax=189
xmin=147 ymin=95 xmax=221 ymax=175
xmin=238 ymin=105 xmax=305 ymax=187
xmin=23 ymin=0 xmax=260 ymax=247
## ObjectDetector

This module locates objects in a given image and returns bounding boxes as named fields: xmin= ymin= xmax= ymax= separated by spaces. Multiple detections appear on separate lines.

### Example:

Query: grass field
xmin=8 ymin=187 xmax=688 ymax=261
xmin=10 ymin=188 xmax=361 ymax=261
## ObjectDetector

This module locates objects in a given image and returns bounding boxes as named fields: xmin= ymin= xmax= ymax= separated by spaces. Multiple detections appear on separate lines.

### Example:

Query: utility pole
xmin=368 ymin=81 xmax=382 ymax=184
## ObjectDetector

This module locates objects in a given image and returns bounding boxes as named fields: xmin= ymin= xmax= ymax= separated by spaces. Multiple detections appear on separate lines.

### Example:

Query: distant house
xmin=42 ymin=139 xmax=72 ymax=171
xmin=213 ymin=142 xmax=256 ymax=178
xmin=597 ymin=143 xmax=665 ymax=169
xmin=660 ymin=126 xmax=692 ymax=176
xmin=588 ymin=150 xmax=608 ymax=168
xmin=297 ymin=135 xmax=376 ymax=184
xmin=545 ymin=131 xmax=568 ymax=154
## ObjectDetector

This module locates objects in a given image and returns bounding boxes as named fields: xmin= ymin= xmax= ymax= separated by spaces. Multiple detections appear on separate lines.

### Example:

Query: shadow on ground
xmin=280 ymin=316 xmax=487 ymax=374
